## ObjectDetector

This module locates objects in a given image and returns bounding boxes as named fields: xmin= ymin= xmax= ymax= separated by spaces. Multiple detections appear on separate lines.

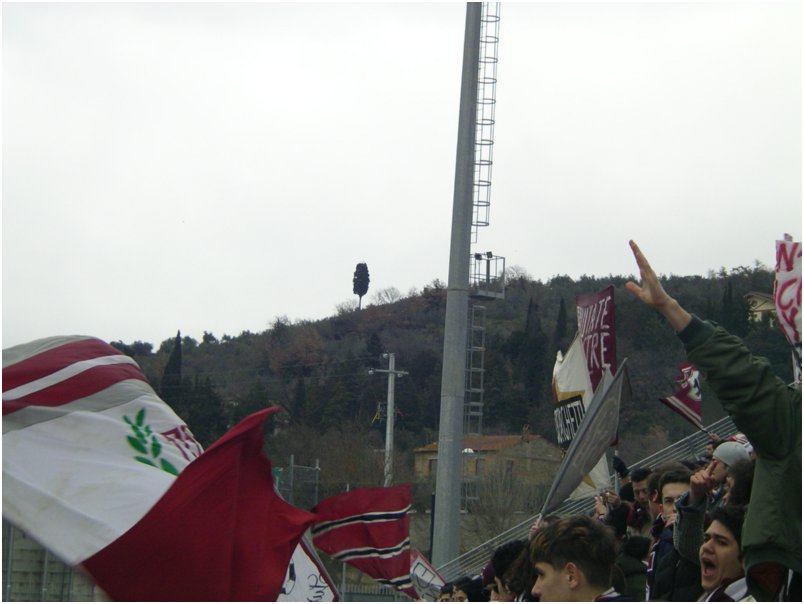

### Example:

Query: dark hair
xmin=492 ymin=539 xmax=526 ymax=581
xmin=725 ymin=458 xmax=754 ymax=507
xmin=708 ymin=506 xmax=747 ymax=552
xmin=503 ymin=545 xmax=537 ymax=598
xmin=453 ymin=576 xmax=484 ymax=602
xmin=658 ymin=468 xmax=692 ymax=497
xmin=621 ymin=535 xmax=651 ymax=560
xmin=630 ymin=467 xmax=652 ymax=483
xmin=613 ymin=455 xmax=629 ymax=478
xmin=647 ymin=461 xmax=688 ymax=500
xmin=529 ymin=515 xmax=617 ymax=589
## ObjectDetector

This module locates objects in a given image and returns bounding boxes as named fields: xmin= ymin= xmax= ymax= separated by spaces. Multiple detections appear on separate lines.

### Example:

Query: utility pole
xmin=432 ymin=2 xmax=482 ymax=567
xmin=369 ymin=353 xmax=408 ymax=487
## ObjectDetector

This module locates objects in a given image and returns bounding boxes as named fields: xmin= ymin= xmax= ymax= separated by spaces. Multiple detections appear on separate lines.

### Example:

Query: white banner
xmin=279 ymin=536 xmax=339 ymax=602
xmin=774 ymin=235 xmax=802 ymax=347
xmin=552 ymin=334 xmax=611 ymax=498
xmin=410 ymin=548 xmax=445 ymax=601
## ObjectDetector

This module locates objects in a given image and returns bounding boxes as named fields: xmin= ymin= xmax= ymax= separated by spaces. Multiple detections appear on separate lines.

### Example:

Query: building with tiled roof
xmin=413 ymin=428 xmax=562 ymax=486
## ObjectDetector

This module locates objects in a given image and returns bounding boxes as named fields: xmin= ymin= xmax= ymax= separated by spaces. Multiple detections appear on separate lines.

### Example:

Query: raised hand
xmin=625 ymin=240 xmax=692 ymax=331
xmin=689 ymin=465 xmax=715 ymax=506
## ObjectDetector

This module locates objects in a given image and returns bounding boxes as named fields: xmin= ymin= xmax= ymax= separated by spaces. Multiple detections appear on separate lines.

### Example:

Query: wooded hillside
xmin=112 ymin=264 xmax=793 ymax=501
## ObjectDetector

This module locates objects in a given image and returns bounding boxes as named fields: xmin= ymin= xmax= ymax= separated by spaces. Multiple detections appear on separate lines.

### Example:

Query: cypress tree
xmin=353 ymin=263 xmax=370 ymax=309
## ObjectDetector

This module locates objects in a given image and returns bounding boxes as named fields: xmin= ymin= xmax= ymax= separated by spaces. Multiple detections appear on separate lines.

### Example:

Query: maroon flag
xmin=311 ymin=485 xmax=416 ymax=598
xmin=576 ymin=286 xmax=617 ymax=392
xmin=82 ymin=406 xmax=318 ymax=601
xmin=658 ymin=363 xmax=703 ymax=430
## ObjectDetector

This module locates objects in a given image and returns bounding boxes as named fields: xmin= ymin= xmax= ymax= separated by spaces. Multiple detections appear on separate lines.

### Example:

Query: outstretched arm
xmin=625 ymin=240 xmax=693 ymax=332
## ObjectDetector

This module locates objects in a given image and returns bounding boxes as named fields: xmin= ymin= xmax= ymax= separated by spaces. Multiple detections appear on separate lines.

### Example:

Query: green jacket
xmin=679 ymin=316 xmax=801 ymax=600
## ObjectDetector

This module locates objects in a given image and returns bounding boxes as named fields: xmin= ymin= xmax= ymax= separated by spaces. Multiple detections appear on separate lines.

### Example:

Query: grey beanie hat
xmin=713 ymin=441 xmax=750 ymax=467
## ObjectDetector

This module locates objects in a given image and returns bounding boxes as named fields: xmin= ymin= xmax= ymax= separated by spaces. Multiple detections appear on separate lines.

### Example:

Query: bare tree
xmin=463 ymin=460 xmax=550 ymax=545
xmin=370 ymin=286 xmax=403 ymax=306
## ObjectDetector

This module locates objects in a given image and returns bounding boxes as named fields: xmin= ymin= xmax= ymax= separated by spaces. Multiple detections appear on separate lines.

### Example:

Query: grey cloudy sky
xmin=3 ymin=2 xmax=801 ymax=349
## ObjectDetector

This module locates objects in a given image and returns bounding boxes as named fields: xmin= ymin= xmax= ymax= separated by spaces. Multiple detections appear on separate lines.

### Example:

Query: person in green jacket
xmin=626 ymin=240 xmax=801 ymax=601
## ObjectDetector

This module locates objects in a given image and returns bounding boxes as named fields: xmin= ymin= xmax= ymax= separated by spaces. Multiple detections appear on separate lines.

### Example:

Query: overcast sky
xmin=3 ymin=1 xmax=802 ymax=349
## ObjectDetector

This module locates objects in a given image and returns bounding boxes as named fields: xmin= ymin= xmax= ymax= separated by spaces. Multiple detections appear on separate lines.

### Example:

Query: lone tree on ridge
xmin=353 ymin=263 xmax=370 ymax=310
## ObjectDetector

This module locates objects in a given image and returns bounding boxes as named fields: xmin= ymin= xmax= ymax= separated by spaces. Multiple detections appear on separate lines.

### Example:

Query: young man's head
xmin=658 ymin=468 xmax=692 ymax=522
xmin=709 ymin=441 xmax=751 ymax=485
xmin=723 ymin=458 xmax=754 ymax=507
xmin=528 ymin=515 xmax=617 ymax=601
xmin=630 ymin=467 xmax=652 ymax=507
xmin=647 ymin=462 xmax=688 ymax=517
xmin=488 ymin=539 xmax=526 ymax=601
xmin=699 ymin=506 xmax=746 ymax=594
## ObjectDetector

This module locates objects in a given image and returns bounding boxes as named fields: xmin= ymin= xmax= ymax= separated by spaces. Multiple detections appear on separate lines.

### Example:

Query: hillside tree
xmin=353 ymin=262 xmax=370 ymax=309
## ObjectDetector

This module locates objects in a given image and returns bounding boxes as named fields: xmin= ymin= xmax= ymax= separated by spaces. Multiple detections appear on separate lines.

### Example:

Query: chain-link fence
xmin=274 ymin=454 xmax=321 ymax=510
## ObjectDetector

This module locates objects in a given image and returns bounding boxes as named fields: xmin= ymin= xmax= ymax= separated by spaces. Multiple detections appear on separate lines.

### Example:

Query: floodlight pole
xmin=432 ymin=2 xmax=482 ymax=568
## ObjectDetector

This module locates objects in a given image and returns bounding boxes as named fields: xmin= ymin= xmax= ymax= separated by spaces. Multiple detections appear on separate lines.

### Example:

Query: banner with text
xmin=576 ymin=286 xmax=617 ymax=392
xmin=552 ymin=335 xmax=611 ymax=498
xmin=542 ymin=361 xmax=630 ymax=515
xmin=774 ymin=235 xmax=802 ymax=348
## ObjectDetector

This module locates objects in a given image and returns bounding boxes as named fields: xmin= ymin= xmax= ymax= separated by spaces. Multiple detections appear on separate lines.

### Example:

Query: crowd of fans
xmin=425 ymin=242 xmax=800 ymax=601
xmin=432 ymin=436 xmax=766 ymax=602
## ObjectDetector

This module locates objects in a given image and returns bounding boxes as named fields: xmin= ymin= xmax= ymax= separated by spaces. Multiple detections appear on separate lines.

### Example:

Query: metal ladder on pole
xmin=464 ymin=304 xmax=487 ymax=436
xmin=464 ymin=3 xmax=502 ymax=438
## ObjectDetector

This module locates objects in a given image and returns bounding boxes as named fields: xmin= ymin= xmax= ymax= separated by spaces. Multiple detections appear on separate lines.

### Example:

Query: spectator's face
xmin=531 ymin=562 xmax=573 ymax=601
xmin=633 ymin=479 xmax=650 ymax=505
xmin=699 ymin=520 xmax=743 ymax=592
xmin=661 ymin=482 xmax=688 ymax=521
xmin=708 ymin=459 xmax=728 ymax=484
xmin=452 ymin=587 xmax=468 ymax=602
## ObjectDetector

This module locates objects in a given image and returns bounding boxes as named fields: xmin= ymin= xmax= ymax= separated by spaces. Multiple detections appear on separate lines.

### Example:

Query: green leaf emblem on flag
xmin=124 ymin=409 xmax=180 ymax=476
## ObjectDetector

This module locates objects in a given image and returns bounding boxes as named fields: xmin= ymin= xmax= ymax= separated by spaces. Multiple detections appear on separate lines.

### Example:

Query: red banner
xmin=576 ymin=286 xmax=617 ymax=392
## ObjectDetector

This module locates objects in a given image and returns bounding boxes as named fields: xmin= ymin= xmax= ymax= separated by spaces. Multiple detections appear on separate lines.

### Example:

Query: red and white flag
xmin=311 ymin=484 xmax=416 ymax=599
xmin=3 ymin=336 xmax=203 ymax=567
xmin=4 ymin=335 xmax=419 ymax=601
xmin=3 ymin=336 xmax=317 ymax=600
xmin=658 ymin=362 xmax=703 ymax=431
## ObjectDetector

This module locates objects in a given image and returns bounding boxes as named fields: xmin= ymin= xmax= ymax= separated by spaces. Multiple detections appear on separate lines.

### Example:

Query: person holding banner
xmin=626 ymin=240 xmax=801 ymax=602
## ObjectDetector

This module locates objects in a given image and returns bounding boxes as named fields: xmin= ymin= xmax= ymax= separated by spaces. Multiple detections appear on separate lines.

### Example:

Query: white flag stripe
xmin=330 ymin=538 xmax=410 ymax=561
xmin=3 ymin=354 xmax=139 ymax=400
xmin=311 ymin=507 xmax=411 ymax=537
xmin=4 ymin=381 xmax=167 ymax=434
